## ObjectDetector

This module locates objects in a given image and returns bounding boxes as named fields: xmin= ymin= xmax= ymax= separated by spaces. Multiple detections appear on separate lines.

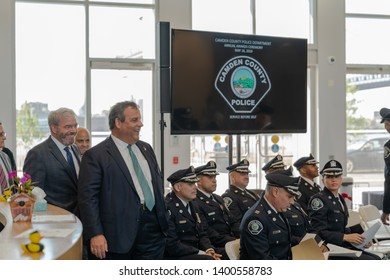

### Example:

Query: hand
xmin=343 ymin=233 xmax=365 ymax=245
xmin=206 ymin=249 xmax=222 ymax=260
xmin=90 ymin=234 xmax=108 ymax=259
xmin=381 ymin=212 xmax=389 ymax=225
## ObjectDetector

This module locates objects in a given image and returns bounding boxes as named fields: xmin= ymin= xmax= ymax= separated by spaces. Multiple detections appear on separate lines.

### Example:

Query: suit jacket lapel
xmin=105 ymin=137 xmax=134 ymax=187
xmin=47 ymin=138 xmax=78 ymax=183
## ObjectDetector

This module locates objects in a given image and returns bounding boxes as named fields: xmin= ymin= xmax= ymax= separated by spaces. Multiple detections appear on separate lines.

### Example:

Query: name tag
xmin=208 ymin=212 xmax=216 ymax=216
xmin=292 ymin=214 xmax=298 ymax=218
xmin=333 ymin=210 xmax=340 ymax=213
xmin=179 ymin=220 xmax=187 ymax=224
xmin=272 ymin=230 xmax=281 ymax=235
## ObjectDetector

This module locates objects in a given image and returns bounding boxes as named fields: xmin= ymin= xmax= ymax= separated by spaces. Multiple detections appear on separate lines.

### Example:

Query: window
xmin=15 ymin=1 xmax=156 ymax=171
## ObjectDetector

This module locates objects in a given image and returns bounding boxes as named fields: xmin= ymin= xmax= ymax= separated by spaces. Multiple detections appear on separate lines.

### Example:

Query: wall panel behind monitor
xmin=170 ymin=29 xmax=308 ymax=135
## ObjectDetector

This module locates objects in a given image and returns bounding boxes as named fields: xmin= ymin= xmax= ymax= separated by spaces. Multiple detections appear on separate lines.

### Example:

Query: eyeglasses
xmin=0 ymin=132 xmax=6 ymax=137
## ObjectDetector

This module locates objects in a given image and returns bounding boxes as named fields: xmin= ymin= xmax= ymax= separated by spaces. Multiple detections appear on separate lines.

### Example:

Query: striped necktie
xmin=128 ymin=145 xmax=155 ymax=211
xmin=0 ymin=166 xmax=8 ymax=192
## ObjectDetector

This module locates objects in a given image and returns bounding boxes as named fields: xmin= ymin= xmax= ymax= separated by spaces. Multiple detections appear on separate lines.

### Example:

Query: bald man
xmin=75 ymin=127 xmax=91 ymax=157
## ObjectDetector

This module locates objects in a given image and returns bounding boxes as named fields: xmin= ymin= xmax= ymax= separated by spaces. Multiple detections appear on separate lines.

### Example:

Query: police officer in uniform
xmin=222 ymin=159 xmax=259 ymax=236
xmin=380 ymin=107 xmax=390 ymax=225
xmin=240 ymin=172 xmax=300 ymax=259
xmin=293 ymin=154 xmax=321 ymax=212
xmin=263 ymin=156 xmax=313 ymax=246
xmin=195 ymin=161 xmax=237 ymax=252
xmin=164 ymin=166 xmax=221 ymax=260
xmin=308 ymin=160 xmax=380 ymax=260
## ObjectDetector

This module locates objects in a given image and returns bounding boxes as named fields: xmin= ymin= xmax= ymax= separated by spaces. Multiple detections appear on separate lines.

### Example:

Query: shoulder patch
xmin=384 ymin=145 xmax=390 ymax=159
xmin=310 ymin=197 xmax=324 ymax=211
xmin=248 ymin=220 xmax=263 ymax=235
xmin=223 ymin=197 xmax=233 ymax=209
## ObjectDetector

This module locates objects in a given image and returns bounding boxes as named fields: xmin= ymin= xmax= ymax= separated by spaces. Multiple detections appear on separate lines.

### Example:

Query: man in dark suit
xmin=23 ymin=108 xmax=80 ymax=214
xmin=165 ymin=166 xmax=220 ymax=260
xmin=0 ymin=121 xmax=15 ymax=194
xmin=0 ymin=121 xmax=16 ymax=172
xmin=78 ymin=101 xmax=168 ymax=260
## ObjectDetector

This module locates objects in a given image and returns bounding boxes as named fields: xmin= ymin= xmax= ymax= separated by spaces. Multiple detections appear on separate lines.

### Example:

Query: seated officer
xmin=280 ymin=169 xmax=315 ymax=246
xmin=308 ymin=160 xmax=380 ymax=260
xmin=164 ymin=166 xmax=221 ymax=260
xmin=195 ymin=161 xmax=237 ymax=255
xmin=293 ymin=154 xmax=321 ymax=212
xmin=222 ymin=159 xmax=259 ymax=236
xmin=262 ymin=154 xmax=286 ymax=174
xmin=240 ymin=172 xmax=300 ymax=259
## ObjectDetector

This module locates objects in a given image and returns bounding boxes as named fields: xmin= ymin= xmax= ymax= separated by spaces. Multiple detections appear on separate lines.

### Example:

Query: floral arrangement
xmin=0 ymin=171 xmax=37 ymax=202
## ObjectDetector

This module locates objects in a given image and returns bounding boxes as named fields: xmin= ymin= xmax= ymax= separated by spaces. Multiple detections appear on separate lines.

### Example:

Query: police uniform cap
xmin=226 ymin=159 xmax=251 ymax=173
xmin=380 ymin=107 xmax=390 ymax=123
xmin=195 ymin=160 xmax=219 ymax=176
xmin=293 ymin=153 xmax=319 ymax=170
xmin=265 ymin=172 xmax=300 ymax=196
xmin=262 ymin=154 xmax=285 ymax=171
xmin=167 ymin=166 xmax=199 ymax=185
xmin=320 ymin=160 xmax=343 ymax=176
xmin=271 ymin=166 xmax=294 ymax=177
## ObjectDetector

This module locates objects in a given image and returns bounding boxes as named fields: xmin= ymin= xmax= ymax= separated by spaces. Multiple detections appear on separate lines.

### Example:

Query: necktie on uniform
xmin=337 ymin=196 xmax=345 ymax=212
xmin=314 ymin=182 xmax=321 ymax=191
xmin=245 ymin=189 xmax=257 ymax=201
xmin=0 ymin=166 xmax=8 ymax=193
xmin=128 ymin=145 xmax=155 ymax=211
xmin=185 ymin=203 xmax=191 ymax=214
xmin=64 ymin=147 xmax=76 ymax=175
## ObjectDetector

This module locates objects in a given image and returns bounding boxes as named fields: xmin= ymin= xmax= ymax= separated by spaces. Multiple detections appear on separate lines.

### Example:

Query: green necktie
xmin=128 ymin=145 xmax=155 ymax=211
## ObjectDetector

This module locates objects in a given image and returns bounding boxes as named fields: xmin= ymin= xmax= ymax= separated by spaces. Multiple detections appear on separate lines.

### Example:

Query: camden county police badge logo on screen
xmin=215 ymin=55 xmax=271 ymax=114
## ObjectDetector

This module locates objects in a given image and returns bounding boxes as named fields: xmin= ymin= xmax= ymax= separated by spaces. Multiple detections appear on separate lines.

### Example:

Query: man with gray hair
xmin=23 ymin=107 xmax=80 ymax=214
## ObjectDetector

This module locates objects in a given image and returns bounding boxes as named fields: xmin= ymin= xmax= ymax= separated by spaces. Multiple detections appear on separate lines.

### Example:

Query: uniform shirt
xmin=383 ymin=139 xmax=390 ymax=213
xmin=308 ymin=187 xmax=350 ymax=246
xmin=296 ymin=177 xmax=320 ymax=212
xmin=196 ymin=190 xmax=237 ymax=247
xmin=164 ymin=192 xmax=214 ymax=258
xmin=239 ymin=196 xmax=292 ymax=260
xmin=222 ymin=185 xmax=259 ymax=235
xmin=284 ymin=201 xmax=312 ymax=246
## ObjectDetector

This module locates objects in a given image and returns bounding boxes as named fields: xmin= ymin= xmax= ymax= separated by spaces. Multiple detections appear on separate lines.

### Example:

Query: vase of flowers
xmin=7 ymin=171 xmax=37 ymax=223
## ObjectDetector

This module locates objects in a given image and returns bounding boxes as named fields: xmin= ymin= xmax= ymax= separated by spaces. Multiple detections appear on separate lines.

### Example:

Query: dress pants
xmin=88 ymin=205 xmax=165 ymax=260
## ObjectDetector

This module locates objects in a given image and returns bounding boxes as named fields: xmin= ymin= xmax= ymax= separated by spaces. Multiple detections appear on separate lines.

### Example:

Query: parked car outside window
xmin=347 ymin=137 xmax=388 ymax=173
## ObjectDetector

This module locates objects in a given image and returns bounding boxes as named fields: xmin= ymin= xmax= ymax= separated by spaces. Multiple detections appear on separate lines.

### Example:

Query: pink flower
xmin=8 ymin=170 xmax=17 ymax=179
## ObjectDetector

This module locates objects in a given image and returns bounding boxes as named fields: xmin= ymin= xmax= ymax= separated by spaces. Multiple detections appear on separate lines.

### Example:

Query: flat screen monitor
xmin=170 ymin=29 xmax=307 ymax=135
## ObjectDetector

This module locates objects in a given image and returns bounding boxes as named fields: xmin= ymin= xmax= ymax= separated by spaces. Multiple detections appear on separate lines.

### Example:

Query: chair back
xmin=225 ymin=239 xmax=240 ymax=260
xmin=359 ymin=204 xmax=390 ymax=241
xmin=347 ymin=209 xmax=362 ymax=228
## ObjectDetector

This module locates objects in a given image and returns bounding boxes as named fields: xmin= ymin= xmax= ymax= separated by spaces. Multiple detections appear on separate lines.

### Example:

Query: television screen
xmin=170 ymin=29 xmax=307 ymax=135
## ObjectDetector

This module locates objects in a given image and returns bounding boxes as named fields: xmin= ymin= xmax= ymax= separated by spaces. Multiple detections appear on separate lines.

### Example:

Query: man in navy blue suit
xmin=78 ymin=101 xmax=168 ymax=260
xmin=23 ymin=108 xmax=80 ymax=214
